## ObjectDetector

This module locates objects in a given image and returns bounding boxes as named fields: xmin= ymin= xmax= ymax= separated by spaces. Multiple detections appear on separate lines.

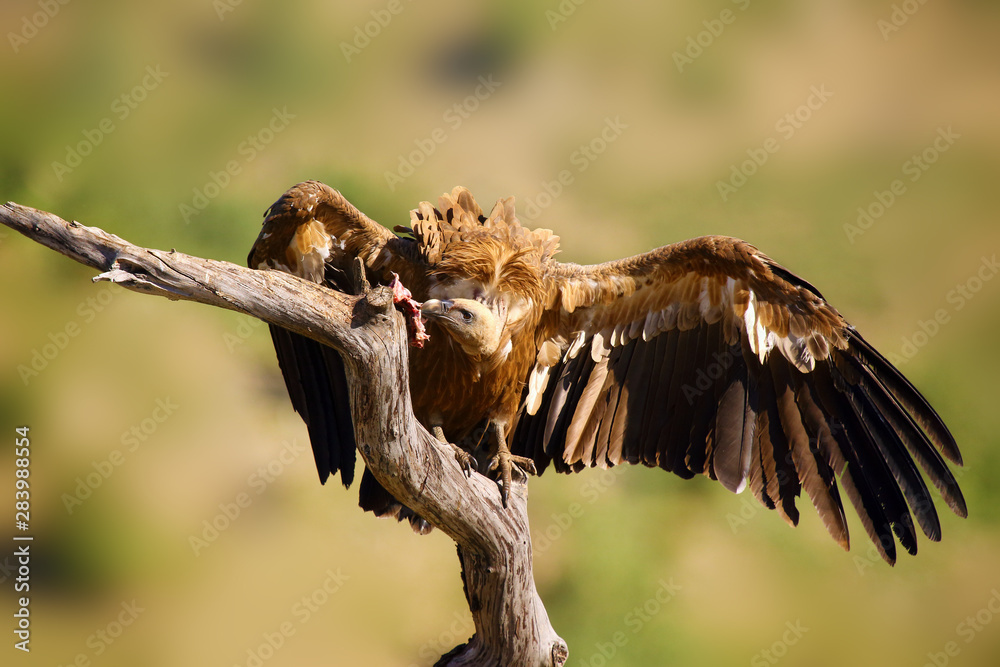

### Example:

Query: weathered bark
xmin=1 ymin=202 xmax=568 ymax=667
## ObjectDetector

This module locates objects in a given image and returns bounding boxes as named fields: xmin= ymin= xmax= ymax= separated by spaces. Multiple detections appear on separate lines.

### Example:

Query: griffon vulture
xmin=248 ymin=180 xmax=965 ymax=563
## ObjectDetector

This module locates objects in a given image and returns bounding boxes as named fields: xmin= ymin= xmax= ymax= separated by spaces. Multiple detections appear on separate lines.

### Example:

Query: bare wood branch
xmin=1 ymin=202 xmax=568 ymax=667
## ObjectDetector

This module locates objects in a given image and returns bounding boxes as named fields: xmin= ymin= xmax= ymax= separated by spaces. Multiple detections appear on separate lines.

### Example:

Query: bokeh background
xmin=2 ymin=1 xmax=999 ymax=665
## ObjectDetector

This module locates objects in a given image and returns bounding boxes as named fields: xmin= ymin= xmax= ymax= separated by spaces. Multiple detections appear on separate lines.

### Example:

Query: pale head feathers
xmin=421 ymin=298 xmax=506 ymax=361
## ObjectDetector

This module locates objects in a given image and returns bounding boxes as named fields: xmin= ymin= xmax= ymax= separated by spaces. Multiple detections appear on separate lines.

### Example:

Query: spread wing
xmin=245 ymin=181 xmax=471 ymax=534
xmin=248 ymin=181 xmax=389 ymax=487
xmin=248 ymin=181 xmax=423 ymax=489
xmin=512 ymin=235 xmax=966 ymax=563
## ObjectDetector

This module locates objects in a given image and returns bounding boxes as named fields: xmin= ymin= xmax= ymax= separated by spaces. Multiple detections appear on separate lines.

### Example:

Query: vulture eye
xmin=458 ymin=309 xmax=473 ymax=323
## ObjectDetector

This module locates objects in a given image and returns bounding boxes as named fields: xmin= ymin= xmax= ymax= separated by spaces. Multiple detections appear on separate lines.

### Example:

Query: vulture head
xmin=421 ymin=298 xmax=504 ymax=360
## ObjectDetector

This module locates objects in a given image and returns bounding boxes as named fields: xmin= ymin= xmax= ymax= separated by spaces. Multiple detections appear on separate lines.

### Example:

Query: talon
xmin=455 ymin=449 xmax=477 ymax=477
xmin=432 ymin=425 xmax=476 ymax=477
xmin=516 ymin=456 xmax=538 ymax=477
xmin=488 ymin=450 xmax=537 ymax=508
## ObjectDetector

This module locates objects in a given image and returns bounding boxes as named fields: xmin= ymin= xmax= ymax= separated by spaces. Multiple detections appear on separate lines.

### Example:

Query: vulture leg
xmin=487 ymin=421 xmax=538 ymax=508
xmin=432 ymin=424 xmax=477 ymax=477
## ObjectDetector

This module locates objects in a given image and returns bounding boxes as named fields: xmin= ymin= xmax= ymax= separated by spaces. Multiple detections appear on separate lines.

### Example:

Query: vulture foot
xmin=488 ymin=447 xmax=537 ymax=508
xmin=452 ymin=446 xmax=478 ymax=478
xmin=432 ymin=425 xmax=477 ymax=477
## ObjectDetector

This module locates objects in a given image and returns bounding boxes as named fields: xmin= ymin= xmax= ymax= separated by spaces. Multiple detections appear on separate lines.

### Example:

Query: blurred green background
xmin=2 ymin=1 xmax=999 ymax=665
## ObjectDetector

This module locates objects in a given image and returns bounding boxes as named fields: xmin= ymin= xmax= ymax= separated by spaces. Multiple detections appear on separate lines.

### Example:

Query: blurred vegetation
xmin=2 ymin=1 xmax=999 ymax=665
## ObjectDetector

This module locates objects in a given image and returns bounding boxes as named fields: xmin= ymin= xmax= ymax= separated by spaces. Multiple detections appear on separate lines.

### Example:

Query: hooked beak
xmin=420 ymin=299 xmax=452 ymax=321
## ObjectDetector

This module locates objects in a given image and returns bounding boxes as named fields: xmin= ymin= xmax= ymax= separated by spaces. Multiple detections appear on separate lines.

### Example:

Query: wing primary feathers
xmin=564 ymin=354 xmax=611 ymax=468
xmin=850 ymin=332 xmax=962 ymax=465
xmin=815 ymin=361 xmax=920 ymax=555
xmin=584 ymin=341 xmax=635 ymax=467
xmin=513 ymin=352 xmax=567 ymax=474
xmin=321 ymin=346 xmax=357 ymax=487
xmin=513 ymin=394 xmax=545 ymax=471
xmin=581 ymin=347 xmax=625 ymax=468
xmin=620 ymin=334 xmax=658 ymax=466
xmin=269 ymin=326 xmax=328 ymax=480
xmin=523 ymin=373 xmax=557 ymax=473
xmin=358 ymin=468 xmax=431 ymax=534
xmin=269 ymin=325 xmax=360 ymax=486
xmin=845 ymin=352 xmax=967 ymax=518
xmin=711 ymin=378 xmax=747 ymax=491
xmin=661 ymin=328 xmax=702 ymax=476
xmin=755 ymin=360 xmax=799 ymax=523
xmin=611 ymin=337 xmax=654 ymax=466
xmin=545 ymin=350 xmax=598 ymax=471
xmin=747 ymin=407 xmax=775 ymax=510
xmin=650 ymin=331 xmax=683 ymax=471
xmin=832 ymin=352 xmax=943 ymax=542
xmin=684 ymin=323 xmax=727 ymax=477
xmin=712 ymin=349 xmax=756 ymax=494
xmin=769 ymin=354 xmax=849 ymax=549
xmin=800 ymin=370 xmax=903 ymax=562
xmin=634 ymin=327 xmax=672 ymax=454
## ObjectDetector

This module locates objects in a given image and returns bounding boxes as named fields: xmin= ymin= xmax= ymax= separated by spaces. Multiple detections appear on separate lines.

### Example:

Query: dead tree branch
xmin=1 ymin=202 xmax=568 ymax=667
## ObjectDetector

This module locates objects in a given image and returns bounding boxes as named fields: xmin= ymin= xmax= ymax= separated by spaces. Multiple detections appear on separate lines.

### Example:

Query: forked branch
xmin=1 ymin=202 xmax=567 ymax=667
